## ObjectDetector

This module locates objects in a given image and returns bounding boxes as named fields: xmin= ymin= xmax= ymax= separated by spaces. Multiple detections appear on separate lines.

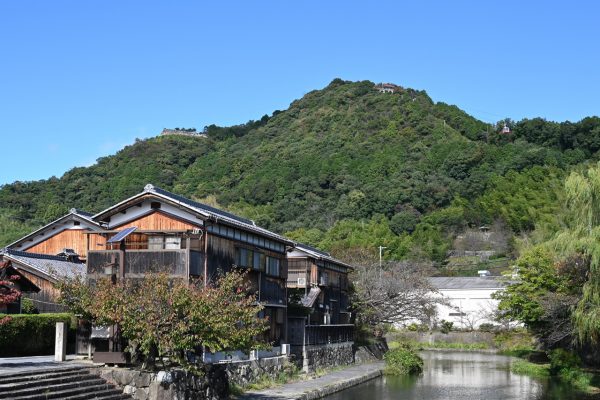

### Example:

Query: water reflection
xmin=324 ymin=351 xmax=597 ymax=400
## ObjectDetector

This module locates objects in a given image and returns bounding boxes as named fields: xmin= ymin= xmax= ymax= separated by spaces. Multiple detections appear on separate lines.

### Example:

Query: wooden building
xmin=0 ymin=260 xmax=40 ymax=314
xmin=286 ymin=243 xmax=354 ymax=349
xmin=85 ymin=184 xmax=292 ymax=346
xmin=7 ymin=208 xmax=105 ymax=261
xmin=0 ymin=249 xmax=85 ymax=313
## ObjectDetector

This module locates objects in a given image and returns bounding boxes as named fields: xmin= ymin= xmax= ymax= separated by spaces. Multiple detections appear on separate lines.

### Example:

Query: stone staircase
xmin=0 ymin=365 xmax=131 ymax=399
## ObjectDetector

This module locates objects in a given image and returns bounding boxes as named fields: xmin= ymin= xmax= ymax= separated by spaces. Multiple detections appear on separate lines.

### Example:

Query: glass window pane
xmin=253 ymin=252 xmax=261 ymax=270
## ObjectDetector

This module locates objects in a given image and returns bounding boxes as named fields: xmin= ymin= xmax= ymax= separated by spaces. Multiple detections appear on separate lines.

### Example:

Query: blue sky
xmin=1 ymin=1 xmax=599 ymax=185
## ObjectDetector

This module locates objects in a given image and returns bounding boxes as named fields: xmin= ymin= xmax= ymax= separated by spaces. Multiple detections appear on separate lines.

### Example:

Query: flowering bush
xmin=0 ymin=261 xmax=21 ymax=324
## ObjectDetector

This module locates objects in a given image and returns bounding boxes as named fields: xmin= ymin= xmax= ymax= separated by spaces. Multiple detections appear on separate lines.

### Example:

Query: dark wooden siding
xmin=18 ymin=270 xmax=65 ymax=313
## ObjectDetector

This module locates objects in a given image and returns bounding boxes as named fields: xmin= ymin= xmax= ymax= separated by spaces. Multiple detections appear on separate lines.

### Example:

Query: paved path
xmin=239 ymin=362 xmax=384 ymax=400
xmin=0 ymin=355 xmax=90 ymax=375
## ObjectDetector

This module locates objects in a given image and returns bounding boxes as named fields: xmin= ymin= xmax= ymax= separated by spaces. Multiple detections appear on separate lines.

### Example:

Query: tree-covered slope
xmin=0 ymin=79 xmax=598 ymax=261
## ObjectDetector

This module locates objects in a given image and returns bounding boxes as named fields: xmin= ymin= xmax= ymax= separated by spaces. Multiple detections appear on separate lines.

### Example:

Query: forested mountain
xmin=1 ymin=79 xmax=599 ymax=263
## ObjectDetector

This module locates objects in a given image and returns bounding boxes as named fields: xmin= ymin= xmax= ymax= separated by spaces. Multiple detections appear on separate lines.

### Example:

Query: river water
xmin=324 ymin=351 xmax=598 ymax=400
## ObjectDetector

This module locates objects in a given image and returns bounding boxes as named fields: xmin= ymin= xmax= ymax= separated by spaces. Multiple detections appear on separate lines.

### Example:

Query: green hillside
xmin=1 ymin=79 xmax=598 ymax=263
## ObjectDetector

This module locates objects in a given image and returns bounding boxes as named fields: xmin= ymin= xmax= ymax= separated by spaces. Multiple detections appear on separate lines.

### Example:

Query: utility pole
xmin=378 ymin=246 xmax=387 ymax=278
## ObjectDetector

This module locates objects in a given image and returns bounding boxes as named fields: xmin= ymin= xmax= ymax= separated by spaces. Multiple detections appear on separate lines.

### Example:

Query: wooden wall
xmin=25 ymin=229 xmax=100 ymax=258
xmin=114 ymin=211 xmax=199 ymax=231
xmin=18 ymin=269 xmax=64 ymax=313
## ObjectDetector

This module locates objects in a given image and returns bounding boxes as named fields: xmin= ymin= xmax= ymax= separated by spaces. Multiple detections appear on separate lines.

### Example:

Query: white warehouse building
xmin=429 ymin=274 xmax=507 ymax=329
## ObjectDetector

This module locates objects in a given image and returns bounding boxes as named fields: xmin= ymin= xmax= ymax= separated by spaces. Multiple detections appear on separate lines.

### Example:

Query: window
xmin=148 ymin=236 xmax=163 ymax=250
xmin=266 ymin=256 xmax=280 ymax=277
xmin=165 ymin=236 xmax=181 ymax=249
xmin=236 ymin=247 xmax=264 ymax=270
xmin=237 ymin=248 xmax=249 ymax=267
xmin=253 ymin=252 xmax=262 ymax=271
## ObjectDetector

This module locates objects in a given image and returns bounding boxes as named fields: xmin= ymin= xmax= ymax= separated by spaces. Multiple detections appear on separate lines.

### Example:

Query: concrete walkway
xmin=0 ymin=355 xmax=90 ymax=375
xmin=238 ymin=362 xmax=384 ymax=400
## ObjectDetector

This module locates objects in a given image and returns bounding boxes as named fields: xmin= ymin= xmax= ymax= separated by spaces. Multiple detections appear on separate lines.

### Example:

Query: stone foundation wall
xmin=91 ymin=356 xmax=289 ymax=400
xmin=91 ymin=366 xmax=229 ymax=400
xmin=353 ymin=342 xmax=388 ymax=364
xmin=301 ymin=342 xmax=354 ymax=373
xmin=225 ymin=355 xmax=289 ymax=387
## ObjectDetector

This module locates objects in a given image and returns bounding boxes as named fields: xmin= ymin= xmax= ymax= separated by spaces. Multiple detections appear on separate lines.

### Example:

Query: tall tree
xmin=563 ymin=162 xmax=600 ymax=343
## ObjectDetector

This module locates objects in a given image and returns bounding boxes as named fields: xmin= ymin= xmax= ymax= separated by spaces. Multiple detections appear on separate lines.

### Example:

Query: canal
xmin=324 ymin=350 xmax=597 ymax=400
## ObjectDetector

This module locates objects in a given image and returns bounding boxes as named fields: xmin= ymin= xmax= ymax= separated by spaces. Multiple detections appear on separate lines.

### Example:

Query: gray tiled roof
xmin=71 ymin=208 xmax=95 ymax=219
xmin=1 ymin=249 xmax=85 ymax=280
xmin=294 ymin=243 xmax=353 ymax=270
xmin=93 ymin=184 xmax=293 ymax=245
xmin=149 ymin=185 xmax=293 ymax=244
xmin=428 ymin=276 xmax=506 ymax=290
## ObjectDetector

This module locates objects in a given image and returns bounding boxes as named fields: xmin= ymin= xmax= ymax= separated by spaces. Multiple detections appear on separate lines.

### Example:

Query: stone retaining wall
xmin=225 ymin=356 xmax=289 ymax=387
xmin=300 ymin=342 xmax=354 ymax=373
xmin=91 ymin=366 xmax=229 ymax=400
xmin=91 ymin=356 xmax=289 ymax=400
xmin=353 ymin=341 xmax=388 ymax=364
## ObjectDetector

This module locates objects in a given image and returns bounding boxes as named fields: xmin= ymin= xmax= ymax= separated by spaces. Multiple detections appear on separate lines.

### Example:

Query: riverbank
xmin=236 ymin=362 xmax=384 ymax=400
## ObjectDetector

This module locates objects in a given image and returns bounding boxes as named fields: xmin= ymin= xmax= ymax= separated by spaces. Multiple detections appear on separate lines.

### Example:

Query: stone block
xmin=54 ymin=322 xmax=67 ymax=362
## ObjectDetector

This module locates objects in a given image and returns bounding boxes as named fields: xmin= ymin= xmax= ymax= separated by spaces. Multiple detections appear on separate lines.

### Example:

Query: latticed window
xmin=266 ymin=256 xmax=280 ymax=277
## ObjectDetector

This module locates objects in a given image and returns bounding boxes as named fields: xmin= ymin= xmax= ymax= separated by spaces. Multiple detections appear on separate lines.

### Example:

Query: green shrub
xmin=407 ymin=323 xmax=419 ymax=332
xmin=548 ymin=348 xmax=580 ymax=375
xmin=548 ymin=349 xmax=592 ymax=391
xmin=510 ymin=360 xmax=550 ymax=378
xmin=20 ymin=298 xmax=38 ymax=314
xmin=478 ymin=323 xmax=495 ymax=332
xmin=426 ymin=341 xmax=489 ymax=350
xmin=0 ymin=313 xmax=76 ymax=356
xmin=384 ymin=344 xmax=423 ymax=375
xmin=440 ymin=320 xmax=453 ymax=334
xmin=494 ymin=330 xmax=535 ymax=357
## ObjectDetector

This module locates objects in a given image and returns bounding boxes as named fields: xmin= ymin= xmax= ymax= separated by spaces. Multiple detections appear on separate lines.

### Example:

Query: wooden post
xmin=185 ymin=236 xmax=191 ymax=279
xmin=55 ymin=322 xmax=67 ymax=362
xmin=203 ymin=227 xmax=209 ymax=286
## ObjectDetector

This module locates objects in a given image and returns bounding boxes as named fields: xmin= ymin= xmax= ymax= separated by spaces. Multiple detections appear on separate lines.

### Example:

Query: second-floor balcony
xmin=287 ymin=268 xmax=309 ymax=288
xmin=87 ymin=249 xmax=205 ymax=278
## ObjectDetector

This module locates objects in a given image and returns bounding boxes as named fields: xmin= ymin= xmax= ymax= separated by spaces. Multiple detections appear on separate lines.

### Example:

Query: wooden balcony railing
xmin=287 ymin=269 xmax=309 ymax=287
xmin=288 ymin=324 xmax=354 ymax=346
xmin=87 ymin=249 xmax=204 ymax=278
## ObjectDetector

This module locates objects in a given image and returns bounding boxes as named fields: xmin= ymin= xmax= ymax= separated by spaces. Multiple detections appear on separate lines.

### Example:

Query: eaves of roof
xmin=93 ymin=184 xmax=294 ymax=245
xmin=7 ymin=209 xmax=104 ymax=250
xmin=293 ymin=243 xmax=354 ymax=270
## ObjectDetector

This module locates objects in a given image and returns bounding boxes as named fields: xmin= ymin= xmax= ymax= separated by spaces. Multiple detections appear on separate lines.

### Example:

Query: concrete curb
xmin=240 ymin=362 xmax=384 ymax=400
xmin=295 ymin=368 xmax=383 ymax=400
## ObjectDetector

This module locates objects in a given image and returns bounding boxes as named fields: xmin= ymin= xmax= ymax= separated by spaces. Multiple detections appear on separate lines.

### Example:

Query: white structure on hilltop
xmin=160 ymin=128 xmax=207 ymax=138
xmin=428 ymin=273 xmax=507 ymax=329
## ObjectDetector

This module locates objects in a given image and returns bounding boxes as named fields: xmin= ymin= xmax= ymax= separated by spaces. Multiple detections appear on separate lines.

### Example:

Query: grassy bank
xmin=510 ymin=359 xmax=594 ymax=393
xmin=384 ymin=344 xmax=423 ymax=375
xmin=389 ymin=339 xmax=489 ymax=351
xmin=387 ymin=329 xmax=535 ymax=355
xmin=510 ymin=360 xmax=550 ymax=378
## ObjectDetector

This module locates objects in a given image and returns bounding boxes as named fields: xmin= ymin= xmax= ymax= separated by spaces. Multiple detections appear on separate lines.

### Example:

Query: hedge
xmin=0 ymin=313 xmax=77 ymax=357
